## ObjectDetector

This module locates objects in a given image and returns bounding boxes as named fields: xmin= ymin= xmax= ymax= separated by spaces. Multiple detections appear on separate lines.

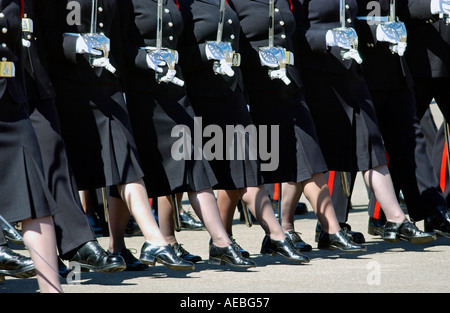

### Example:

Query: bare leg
xmin=157 ymin=195 xmax=177 ymax=246
xmin=108 ymin=179 xmax=168 ymax=254
xmin=363 ymin=165 xmax=406 ymax=223
xmin=301 ymin=173 xmax=341 ymax=234
xmin=22 ymin=216 xmax=62 ymax=293
xmin=107 ymin=195 xmax=130 ymax=253
xmin=217 ymin=189 xmax=239 ymax=235
xmin=239 ymin=186 xmax=285 ymax=241
xmin=188 ymin=188 xmax=232 ymax=247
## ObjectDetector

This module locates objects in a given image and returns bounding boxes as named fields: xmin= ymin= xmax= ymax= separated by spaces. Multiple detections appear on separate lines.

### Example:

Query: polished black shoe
xmin=0 ymin=245 xmax=35 ymax=280
xmin=229 ymin=236 xmax=250 ymax=258
xmin=1 ymin=223 xmax=23 ymax=245
xmin=339 ymin=223 xmax=365 ymax=243
xmin=383 ymin=221 xmax=437 ymax=244
xmin=328 ymin=230 xmax=367 ymax=252
xmin=180 ymin=211 xmax=205 ymax=230
xmin=368 ymin=217 xmax=386 ymax=236
xmin=424 ymin=209 xmax=450 ymax=238
xmin=285 ymin=230 xmax=312 ymax=252
xmin=109 ymin=248 xmax=148 ymax=271
xmin=209 ymin=244 xmax=256 ymax=268
xmin=139 ymin=242 xmax=195 ymax=271
xmin=172 ymin=242 xmax=202 ymax=263
xmin=70 ymin=241 xmax=127 ymax=273
xmin=260 ymin=235 xmax=310 ymax=264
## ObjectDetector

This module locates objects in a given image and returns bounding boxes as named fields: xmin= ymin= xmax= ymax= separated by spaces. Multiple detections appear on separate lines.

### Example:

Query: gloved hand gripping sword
xmin=376 ymin=0 xmax=408 ymax=55
xmin=205 ymin=0 xmax=241 ymax=77
xmin=326 ymin=0 xmax=363 ymax=64
xmin=258 ymin=0 xmax=293 ymax=85
xmin=142 ymin=0 xmax=184 ymax=86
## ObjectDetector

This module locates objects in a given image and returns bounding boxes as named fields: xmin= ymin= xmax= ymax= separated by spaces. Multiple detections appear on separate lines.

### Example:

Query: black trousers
xmin=29 ymin=98 xmax=95 ymax=259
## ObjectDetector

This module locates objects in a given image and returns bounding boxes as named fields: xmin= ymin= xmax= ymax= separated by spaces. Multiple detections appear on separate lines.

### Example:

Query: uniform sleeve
xmin=35 ymin=0 xmax=80 ymax=63
xmin=293 ymin=0 xmax=329 ymax=55
xmin=398 ymin=0 xmax=434 ymax=20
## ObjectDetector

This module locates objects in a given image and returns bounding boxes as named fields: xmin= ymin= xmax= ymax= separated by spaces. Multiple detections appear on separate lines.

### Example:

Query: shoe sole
xmin=139 ymin=254 xmax=195 ymax=271
xmin=79 ymin=262 xmax=127 ymax=273
xmin=261 ymin=249 xmax=310 ymax=264
xmin=329 ymin=245 xmax=367 ymax=253
xmin=208 ymin=256 xmax=256 ymax=268
xmin=0 ymin=264 xmax=36 ymax=279
xmin=431 ymin=229 xmax=450 ymax=238
xmin=383 ymin=234 xmax=437 ymax=244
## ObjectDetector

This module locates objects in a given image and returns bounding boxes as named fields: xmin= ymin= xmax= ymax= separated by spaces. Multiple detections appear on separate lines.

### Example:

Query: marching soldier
xmin=354 ymin=0 xmax=450 ymax=238
xmin=223 ymin=0 xmax=366 ymax=253
xmin=114 ymin=0 xmax=246 ymax=268
xmin=35 ymin=0 xmax=191 ymax=271
xmin=23 ymin=0 xmax=127 ymax=275
xmin=294 ymin=0 xmax=436 ymax=244
xmin=0 ymin=0 xmax=61 ymax=292
xmin=178 ymin=0 xmax=309 ymax=264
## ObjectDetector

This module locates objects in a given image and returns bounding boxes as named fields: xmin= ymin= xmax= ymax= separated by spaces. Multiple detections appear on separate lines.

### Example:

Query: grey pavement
xmin=1 ymin=104 xmax=449 ymax=294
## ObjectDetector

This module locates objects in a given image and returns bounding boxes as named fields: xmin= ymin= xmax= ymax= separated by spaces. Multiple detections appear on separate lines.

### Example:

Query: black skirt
xmin=301 ymin=63 xmax=387 ymax=172
xmin=0 ymin=93 xmax=59 ymax=223
xmin=189 ymin=89 xmax=263 ymax=190
xmin=248 ymin=89 xmax=328 ymax=184
xmin=52 ymin=77 xmax=144 ymax=190
xmin=125 ymin=84 xmax=218 ymax=198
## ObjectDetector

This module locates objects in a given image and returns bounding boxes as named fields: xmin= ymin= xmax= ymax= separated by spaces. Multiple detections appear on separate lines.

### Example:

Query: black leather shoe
xmin=1 ymin=224 xmax=23 ymax=245
xmin=180 ymin=211 xmax=205 ymax=230
xmin=209 ymin=244 xmax=256 ymax=268
xmin=383 ymin=221 xmax=437 ymax=244
xmin=109 ymin=248 xmax=149 ymax=271
xmin=70 ymin=241 xmax=126 ymax=273
xmin=339 ymin=223 xmax=365 ymax=243
xmin=209 ymin=236 xmax=250 ymax=258
xmin=285 ymin=231 xmax=312 ymax=252
xmin=328 ymin=230 xmax=367 ymax=252
xmin=260 ymin=235 xmax=310 ymax=264
xmin=139 ymin=242 xmax=195 ymax=271
xmin=0 ymin=245 xmax=35 ymax=280
xmin=368 ymin=217 xmax=386 ymax=236
xmin=172 ymin=242 xmax=202 ymax=263
xmin=424 ymin=209 xmax=450 ymax=238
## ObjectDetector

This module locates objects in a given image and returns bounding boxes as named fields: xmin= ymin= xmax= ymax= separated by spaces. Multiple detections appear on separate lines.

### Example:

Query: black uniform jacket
xmin=228 ymin=0 xmax=303 ymax=93
xmin=120 ymin=0 xmax=184 ymax=91
xmin=22 ymin=0 xmax=55 ymax=102
xmin=177 ymin=0 xmax=244 ymax=97
xmin=398 ymin=0 xmax=449 ymax=78
xmin=35 ymin=0 xmax=125 ymax=83
xmin=354 ymin=0 xmax=414 ymax=90
xmin=0 ymin=0 xmax=27 ymax=105
xmin=292 ymin=0 xmax=359 ymax=73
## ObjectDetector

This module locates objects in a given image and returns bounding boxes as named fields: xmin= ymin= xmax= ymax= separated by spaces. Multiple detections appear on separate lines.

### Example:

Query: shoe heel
xmin=367 ymin=225 xmax=376 ymax=235
xmin=0 ymin=274 xmax=4 ymax=282
xmin=139 ymin=254 xmax=156 ymax=266
xmin=208 ymin=257 xmax=226 ymax=266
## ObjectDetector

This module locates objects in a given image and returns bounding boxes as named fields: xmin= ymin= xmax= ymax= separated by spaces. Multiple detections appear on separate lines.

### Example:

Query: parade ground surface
xmin=1 ymin=104 xmax=449 ymax=295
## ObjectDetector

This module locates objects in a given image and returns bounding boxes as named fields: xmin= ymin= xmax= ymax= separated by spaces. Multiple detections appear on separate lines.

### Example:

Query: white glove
xmin=326 ymin=28 xmax=363 ymax=64
xmin=75 ymin=34 xmax=109 ymax=56
xmin=431 ymin=0 xmax=450 ymax=14
xmin=205 ymin=41 xmax=235 ymax=77
xmin=91 ymin=57 xmax=116 ymax=73
xmin=376 ymin=22 xmax=408 ymax=56
xmin=268 ymin=68 xmax=291 ymax=85
xmin=259 ymin=47 xmax=292 ymax=85
xmin=158 ymin=69 xmax=185 ymax=87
